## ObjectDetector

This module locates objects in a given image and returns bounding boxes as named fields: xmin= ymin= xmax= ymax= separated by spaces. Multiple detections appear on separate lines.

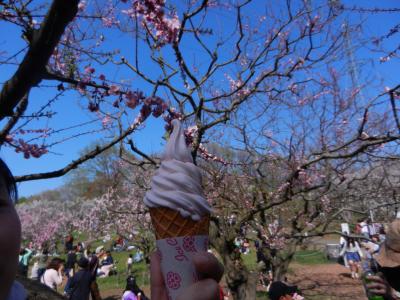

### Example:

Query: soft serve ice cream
xmin=144 ymin=119 xmax=211 ymax=220
xmin=144 ymin=119 xmax=211 ymax=300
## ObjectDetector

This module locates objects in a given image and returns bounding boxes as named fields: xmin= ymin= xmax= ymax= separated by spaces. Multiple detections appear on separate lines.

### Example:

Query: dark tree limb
xmin=15 ymin=123 xmax=140 ymax=182
xmin=127 ymin=139 xmax=157 ymax=165
xmin=0 ymin=94 xmax=29 ymax=146
xmin=0 ymin=0 xmax=79 ymax=120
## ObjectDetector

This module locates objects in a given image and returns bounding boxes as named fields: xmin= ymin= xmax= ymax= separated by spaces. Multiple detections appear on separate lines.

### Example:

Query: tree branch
xmin=15 ymin=122 xmax=140 ymax=182
xmin=0 ymin=0 xmax=79 ymax=120
xmin=0 ymin=94 xmax=28 ymax=146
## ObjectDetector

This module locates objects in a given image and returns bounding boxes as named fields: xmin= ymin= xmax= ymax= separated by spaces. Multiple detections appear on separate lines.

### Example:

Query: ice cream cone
xmin=149 ymin=207 xmax=209 ymax=240
xmin=143 ymin=120 xmax=212 ymax=300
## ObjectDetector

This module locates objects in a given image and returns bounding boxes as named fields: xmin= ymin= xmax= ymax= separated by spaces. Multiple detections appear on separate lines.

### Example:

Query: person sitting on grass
xmin=98 ymin=250 xmax=114 ymax=277
xmin=40 ymin=257 xmax=65 ymax=291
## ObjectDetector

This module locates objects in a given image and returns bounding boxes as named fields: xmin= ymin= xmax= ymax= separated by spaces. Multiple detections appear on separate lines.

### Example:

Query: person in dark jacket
xmin=65 ymin=235 xmax=74 ymax=253
xmin=64 ymin=246 xmax=77 ymax=294
xmin=66 ymin=257 xmax=93 ymax=300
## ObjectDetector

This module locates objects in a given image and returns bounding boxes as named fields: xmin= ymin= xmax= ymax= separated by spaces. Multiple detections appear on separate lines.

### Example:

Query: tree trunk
xmin=259 ymin=242 xmax=297 ymax=281
xmin=210 ymin=220 xmax=258 ymax=299
xmin=229 ymin=270 xmax=258 ymax=300
xmin=221 ymin=248 xmax=257 ymax=300
xmin=272 ymin=257 xmax=291 ymax=281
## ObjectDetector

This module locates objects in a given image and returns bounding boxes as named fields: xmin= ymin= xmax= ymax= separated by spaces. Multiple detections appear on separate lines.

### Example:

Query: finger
xmin=368 ymin=289 xmax=386 ymax=295
xmin=366 ymin=283 xmax=386 ymax=290
xmin=367 ymin=275 xmax=385 ymax=283
xmin=192 ymin=252 xmax=224 ymax=282
xmin=150 ymin=251 xmax=168 ymax=300
xmin=176 ymin=278 xmax=220 ymax=300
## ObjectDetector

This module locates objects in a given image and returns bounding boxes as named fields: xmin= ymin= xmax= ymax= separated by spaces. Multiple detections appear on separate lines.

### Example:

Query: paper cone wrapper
xmin=150 ymin=207 xmax=210 ymax=300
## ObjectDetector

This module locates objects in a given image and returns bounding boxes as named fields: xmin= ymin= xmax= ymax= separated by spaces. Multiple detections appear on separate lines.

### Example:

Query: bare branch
xmin=0 ymin=0 xmax=79 ymax=120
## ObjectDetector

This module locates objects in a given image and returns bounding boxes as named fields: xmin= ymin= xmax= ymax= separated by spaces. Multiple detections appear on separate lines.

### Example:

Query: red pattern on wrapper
xmin=157 ymin=235 xmax=208 ymax=300
xmin=183 ymin=236 xmax=197 ymax=252
xmin=166 ymin=238 xmax=178 ymax=246
xmin=166 ymin=271 xmax=182 ymax=290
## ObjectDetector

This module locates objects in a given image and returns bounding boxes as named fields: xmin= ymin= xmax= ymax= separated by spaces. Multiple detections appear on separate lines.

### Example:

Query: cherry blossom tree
xmin=17 ymin=198 xmax=76 ymax=249
xmin=7 ymin=1 xmax=400 ymax=299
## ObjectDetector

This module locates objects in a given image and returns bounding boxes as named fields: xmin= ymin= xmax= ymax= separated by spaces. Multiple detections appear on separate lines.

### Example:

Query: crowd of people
xmin=17 ymin=234 xmax=152 ymax=299
xmin=338 ymin=218 xmax=400 ymax=299
xmin=1 ymin=154 xmax=400 ymax=300
xmin=339 ymin=219 xmax=385 ymax=279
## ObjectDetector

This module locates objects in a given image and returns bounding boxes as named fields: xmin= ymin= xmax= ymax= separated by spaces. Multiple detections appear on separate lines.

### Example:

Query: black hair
xmin=347 ymin=237 xmax=356 ymax=247
xmin=47 ymin=257 xmax=65 ymax=270
xmin=125 ymin=276 xmax=141 ymax=295
xmin=0 ymin=158 xmax=18 ymax=203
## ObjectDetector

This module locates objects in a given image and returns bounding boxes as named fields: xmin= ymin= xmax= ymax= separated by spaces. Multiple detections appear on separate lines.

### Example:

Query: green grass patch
xmin=292 ymin=250 xmax=331 ymax=265
xmin=256 ymin=290 xmax=269 ymax=299
xmin=97 ymin=251 xmax=150 ymax=292
xmin=241 ymin=250 xmax=258 ymax=270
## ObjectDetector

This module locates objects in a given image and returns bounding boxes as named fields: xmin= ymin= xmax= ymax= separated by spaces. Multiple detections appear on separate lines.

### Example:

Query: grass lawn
xmin=292 ymin=250 xmax=332 ymax=265
xmin=52 ymin=236 xmax=331 ymax=299
xmin=96 ymin=251 xmax=150 ymax=293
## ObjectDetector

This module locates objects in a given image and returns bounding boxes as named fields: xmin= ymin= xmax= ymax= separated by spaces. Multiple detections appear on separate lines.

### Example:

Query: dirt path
xmin=98 ymin=263 xmax=367 ymax=299
xmin=289 ymin=263 xmax=367 ymax=300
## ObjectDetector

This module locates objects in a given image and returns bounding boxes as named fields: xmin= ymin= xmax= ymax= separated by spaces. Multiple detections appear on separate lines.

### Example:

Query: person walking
xmin=64 ymin=246 xmax=78 ymax=294
xmin=127 ymin=254 xmax=133 ymax=275
xmin=88 ymin=251 xmax=102 ymax=300
xmin=340 ymin=236 xmax=363 ymax=279
xmin=40 ymin=258 xmax=65 ymax=291
xmin=66 ymin=257 xmax=93 ymax=300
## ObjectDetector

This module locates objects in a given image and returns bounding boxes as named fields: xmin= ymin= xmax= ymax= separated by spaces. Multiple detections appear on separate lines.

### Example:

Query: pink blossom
xmin=125 ymin=91 xmax=144 ymax=109
xmin=109 ymin=85 xmax=120 ymax=95
xmin=126 ymin=0 xmax=181 ymax=46
xmin=102 ymin=115 xmax=112 ymax=128
xmin=102 ymin=17 xmax=114 ymax=28
xmin=78 ymin=1 xmax=86 ymax=11
xmin=84 ymin=66 xmax=95 ymax=74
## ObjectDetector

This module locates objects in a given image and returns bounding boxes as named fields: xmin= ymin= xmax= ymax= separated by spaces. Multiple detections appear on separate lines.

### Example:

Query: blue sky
xmin=1 ymin=0 xmax=399 ymax=197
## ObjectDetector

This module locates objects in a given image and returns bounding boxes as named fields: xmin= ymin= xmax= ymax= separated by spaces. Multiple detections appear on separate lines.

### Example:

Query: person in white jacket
xmin=40 ymin=258 xmax=65 ymax=290
xmin=340 ymin=236 xmax=363 ymax=279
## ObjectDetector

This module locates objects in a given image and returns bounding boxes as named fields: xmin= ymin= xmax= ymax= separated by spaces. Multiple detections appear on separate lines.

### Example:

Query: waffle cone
xmin=149 ymin=207 xmax=209 ymax=240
